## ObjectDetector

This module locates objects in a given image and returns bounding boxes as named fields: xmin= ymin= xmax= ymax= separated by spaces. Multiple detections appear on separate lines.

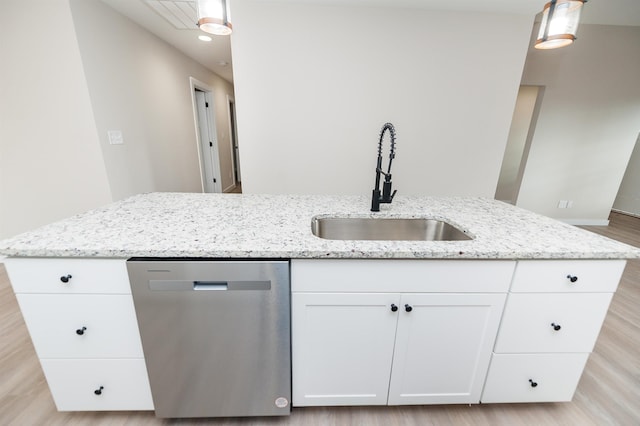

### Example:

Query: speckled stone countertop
xmin=0 ymin=193 xmax=638 ymax=259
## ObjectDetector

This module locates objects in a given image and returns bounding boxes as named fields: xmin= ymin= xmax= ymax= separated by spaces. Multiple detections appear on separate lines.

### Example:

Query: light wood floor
xmin=226 ymin=183 xmax=242 ymax=194
xmin=1 ymin=212 xmax=638 ymax=425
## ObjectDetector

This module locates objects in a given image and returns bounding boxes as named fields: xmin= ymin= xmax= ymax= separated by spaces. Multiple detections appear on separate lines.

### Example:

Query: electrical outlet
xmin=108 ymin=130 xmax=124 ymax=145
xmin=558 ymin=200 xmax=568 ymax=209
xmin=567 ymin=200 xmax=573 ymax=208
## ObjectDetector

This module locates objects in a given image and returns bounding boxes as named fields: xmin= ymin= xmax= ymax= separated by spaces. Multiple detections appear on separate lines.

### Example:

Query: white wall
xmin=517 ymin=24 xmax=640 ymax=224
xmin=0 ymin=0 xmax=112 ymax=239
xmin=0 ymin=0 xmax=237 ymax=239
xmin=231 ymin=2 xmax=533 ymax=196
xmin=613 ymin=134 xmax=640 ymax=216
xmin=69 ymin=0 xmax=236 ymax=200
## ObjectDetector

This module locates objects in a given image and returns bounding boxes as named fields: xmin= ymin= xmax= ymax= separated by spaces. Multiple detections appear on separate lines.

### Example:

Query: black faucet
xmin=371 ymin=122 xmax=397 ymax=212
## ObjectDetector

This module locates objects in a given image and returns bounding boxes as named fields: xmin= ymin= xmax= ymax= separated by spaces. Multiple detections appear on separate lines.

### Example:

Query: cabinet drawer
xmin=493 ymin=293 xmax=612 ymax=353
xmin=511 ymin=260 xmax=625 ymax=293
xmin=481 ymin=353 xmax=588 ymax=403
xmin=40 ymin=358 xmax=153 ymax=411
xmin=5 ymin=258 xmax=131 ymax=294
xmin=16 ymin=294 xmax=144 ymax=358
xmin=291 ymin=260 xmax=515 ymax=293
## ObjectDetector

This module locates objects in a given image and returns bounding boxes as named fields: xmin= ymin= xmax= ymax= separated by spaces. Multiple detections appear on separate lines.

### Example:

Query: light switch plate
xmin=108 ymin=130 xmax=124 ymax=145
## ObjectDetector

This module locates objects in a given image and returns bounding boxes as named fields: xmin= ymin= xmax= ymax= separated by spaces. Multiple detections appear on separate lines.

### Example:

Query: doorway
xmin=190 ymin=78 xmax=222 ymax=193
xmin=227 ymin=95 xmax=241 ymax=187
xmin=612 ymin=133 xmax=640 ymax=217
xmin=495 ymin=85 xmax=545 ymax=204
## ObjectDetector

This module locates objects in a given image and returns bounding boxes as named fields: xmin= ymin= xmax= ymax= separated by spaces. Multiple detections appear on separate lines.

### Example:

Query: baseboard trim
xmin=560 ymin=219 xmax=610 ymax=226
xmin=611 ymin=209 xmax=640 ymax=219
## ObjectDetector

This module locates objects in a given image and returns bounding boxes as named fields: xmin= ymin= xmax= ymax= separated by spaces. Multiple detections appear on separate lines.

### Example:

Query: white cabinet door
xmin=5 ymin=258 xmax=131 ymax=294
xmin=40 ymin=358 xmax=153 ymax=411
xmin=510 ymin=260 xmax=624 ymax=293
xmin=292 ymin=293 xmax=400 ymax=406
xmin=387 ymin=293 xmax=506 ymax=405
xmin=16 ymin=294 xmax=144 ymax=359
xmin=494 ymin=293 xmax=613 ymax=353
xmin=481 ymin=353 xmax=589 ymax=403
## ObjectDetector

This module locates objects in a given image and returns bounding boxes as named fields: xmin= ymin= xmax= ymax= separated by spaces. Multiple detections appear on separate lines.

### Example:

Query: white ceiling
xmin=99 ymin=0 xmax=640 ymax=84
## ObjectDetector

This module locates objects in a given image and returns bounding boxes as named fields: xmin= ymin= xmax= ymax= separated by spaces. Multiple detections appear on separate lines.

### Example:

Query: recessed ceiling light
xmin=198 ymin=35 xmax=213 ymax=42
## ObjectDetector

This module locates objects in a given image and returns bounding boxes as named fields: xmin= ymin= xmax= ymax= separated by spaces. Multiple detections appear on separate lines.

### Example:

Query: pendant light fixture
xmin=197 ymin=0 xmax=232 ymax=36
xmin=535 ymin=0 xmax=586 ymax=50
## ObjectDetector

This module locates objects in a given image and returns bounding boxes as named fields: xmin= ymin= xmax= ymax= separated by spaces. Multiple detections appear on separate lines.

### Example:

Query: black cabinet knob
xmin=390 ymin=304 xmax=398 ymax=312
xmin=529 ymin=379 xmax=538 ymax=388
xmin=551 ymin=323 xmax=561 ymax=331
xmin=567 ymin=275 xmax=578 ymax=283
xmin=94 ymin=386 xmax=104 ymax=395
xmin=60 ymin=274 xmax=73 ymax=283
xmin=404 ymin=304 xmax=413 ymax=312
xmin=76 ymin=326 xmax=87 ymax=335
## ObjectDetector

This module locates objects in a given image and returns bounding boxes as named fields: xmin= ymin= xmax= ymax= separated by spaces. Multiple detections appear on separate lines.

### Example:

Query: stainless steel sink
xmin=311 ymin=217 xmax=472 ymax=241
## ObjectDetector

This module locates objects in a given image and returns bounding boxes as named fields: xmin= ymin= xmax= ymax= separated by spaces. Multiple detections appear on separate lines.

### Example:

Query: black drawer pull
xmin=529 ymin=379 xmax=538 ymax=388
xmin=566 ymin=275 xmax=578 ymax=283
xmin=60 ymin=274 xmax=73 ymax=283
xmin=551 ymin=323 xmax=561 ymax=331
xmin=76 ymin=327 xmax=87 ymax=335
xmin=390 ymin=304 xmax=398 ymax=312
xmin=404 ymin=304 xmax=413 ymax=312
xmin=94 ymin=386 xmax=104 ymax=395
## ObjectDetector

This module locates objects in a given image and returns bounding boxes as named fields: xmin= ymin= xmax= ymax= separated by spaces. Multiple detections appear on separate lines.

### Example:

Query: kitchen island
xmin=1 ymin=193 xmax=638 ymax=416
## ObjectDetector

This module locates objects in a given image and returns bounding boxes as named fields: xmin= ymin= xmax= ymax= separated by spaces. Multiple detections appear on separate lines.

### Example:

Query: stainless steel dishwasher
xmin=127 ymin=259 xmax=291 ymax=418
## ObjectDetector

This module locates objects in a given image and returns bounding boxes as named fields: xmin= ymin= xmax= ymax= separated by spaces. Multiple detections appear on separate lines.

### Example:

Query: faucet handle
xmin=390 ymin=189 xmax=397 ymax=201
xmin=382 ymin=181 xmax=396 ymax=202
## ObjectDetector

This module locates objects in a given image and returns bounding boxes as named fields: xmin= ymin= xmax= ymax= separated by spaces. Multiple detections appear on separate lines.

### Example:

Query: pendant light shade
xmin=535 ymin=0 xmax=586 ymax=50
xmin=197 ymin=0 xmax=232 ymax=36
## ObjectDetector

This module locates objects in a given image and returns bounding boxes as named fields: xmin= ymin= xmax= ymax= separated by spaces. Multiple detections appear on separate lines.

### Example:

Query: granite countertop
xmin=1 ymin=192 xmax=638 ymax=259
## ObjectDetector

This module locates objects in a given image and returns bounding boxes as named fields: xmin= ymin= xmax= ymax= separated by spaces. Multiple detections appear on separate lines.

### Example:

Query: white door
xmin=292 ymin=292 xmax=400 ymax=406
xmin=228 ymin=97 xmax=241 ymax=184
xmin=195 ymin=90 xmax=222 ymax=193
xmin=387 ymin=293 xmax=506 ymax=405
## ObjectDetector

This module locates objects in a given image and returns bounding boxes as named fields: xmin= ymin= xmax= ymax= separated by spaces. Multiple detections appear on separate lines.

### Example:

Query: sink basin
xmin=311 ymin=217 xmax=472 ymax=241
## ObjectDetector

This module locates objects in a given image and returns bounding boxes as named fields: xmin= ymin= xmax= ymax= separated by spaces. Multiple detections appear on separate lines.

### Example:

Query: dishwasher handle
xmin=149 ymin=280 xmax=271 ymax=291
xmin=194 ymin=281 xmax=228 ymax=290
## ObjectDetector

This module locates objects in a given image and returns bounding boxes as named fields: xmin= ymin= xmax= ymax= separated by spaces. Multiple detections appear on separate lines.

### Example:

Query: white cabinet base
xmin=292 ymin=292 xmax=506 ymax=407
xmin=5 ymin=258 xmax=153 ymax=413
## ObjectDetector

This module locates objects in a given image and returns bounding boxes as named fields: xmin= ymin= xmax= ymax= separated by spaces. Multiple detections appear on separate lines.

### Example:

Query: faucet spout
xmin=371 ymin=123 xmax=397 ymax=212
